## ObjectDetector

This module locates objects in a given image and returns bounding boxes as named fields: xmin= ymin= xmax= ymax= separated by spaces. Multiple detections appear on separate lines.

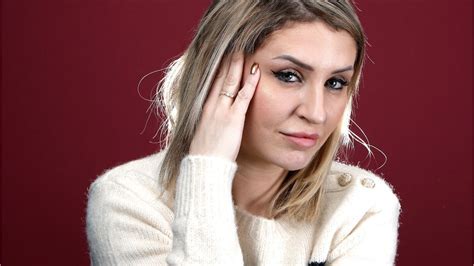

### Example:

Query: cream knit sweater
xmin=86 ymin=151 xmax=401 ymax=265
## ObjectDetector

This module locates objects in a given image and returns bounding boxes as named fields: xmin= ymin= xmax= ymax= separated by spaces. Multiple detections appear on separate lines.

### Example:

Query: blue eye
xmin=272 ymin=70 xmax=302 ymax=83
xmin=325 ymin=77 xmax=348 ymax=90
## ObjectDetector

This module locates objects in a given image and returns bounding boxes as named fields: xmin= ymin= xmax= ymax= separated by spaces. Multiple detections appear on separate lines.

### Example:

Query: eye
xmin=325 ymin=77 xmax=348 ymax=90
xmin=272 ymin=70 xmax=302 ymax=83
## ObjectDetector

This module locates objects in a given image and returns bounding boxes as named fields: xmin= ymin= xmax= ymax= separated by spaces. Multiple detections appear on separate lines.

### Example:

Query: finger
xmin=232 ymin=63 xmax=260 ymax=115
xmin=218 ymin=52 xmax=244 ymax=106
xmin=205 ymin=55 xmax=231 ymax=110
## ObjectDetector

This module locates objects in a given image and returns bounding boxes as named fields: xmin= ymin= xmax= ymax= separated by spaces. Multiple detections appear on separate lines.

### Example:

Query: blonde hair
xmin=155 ymin=0 xmax=366 ymax=222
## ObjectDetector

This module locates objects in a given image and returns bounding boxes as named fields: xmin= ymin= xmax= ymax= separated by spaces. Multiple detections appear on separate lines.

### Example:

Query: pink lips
xmin=281 ymin=132 xmax=319 ymax=148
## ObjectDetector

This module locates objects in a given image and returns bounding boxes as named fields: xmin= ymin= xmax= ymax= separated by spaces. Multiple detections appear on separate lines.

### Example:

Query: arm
xmin=168 ymin=52 xmax=260 ymax=265
xmin=86 ymin=172 xmax=174 ymax=265
xmin=327 ymin=195 xmax=401 ymax=266
xmin=87 ymin=52 xmax=259 ymax=265
xmin=166 ymin=155 xmax=243 ymax=265
xmin=167 ymin=52 xmax=260 ymax=264
xmin=86 ymin=156 xmax=244 ymax=266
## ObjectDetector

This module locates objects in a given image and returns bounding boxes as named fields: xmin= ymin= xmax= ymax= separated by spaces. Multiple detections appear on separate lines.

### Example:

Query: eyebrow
xmin=272 ymin=55 xmax=353 ymax=74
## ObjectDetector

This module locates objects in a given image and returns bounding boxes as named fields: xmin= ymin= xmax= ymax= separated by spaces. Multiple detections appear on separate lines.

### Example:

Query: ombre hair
xmin=155 ymin=0 xmax=366 ymax=222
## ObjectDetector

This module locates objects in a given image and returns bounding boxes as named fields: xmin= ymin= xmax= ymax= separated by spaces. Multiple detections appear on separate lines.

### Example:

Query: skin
xmin=190 ymin=21 xmax=357 ymax=218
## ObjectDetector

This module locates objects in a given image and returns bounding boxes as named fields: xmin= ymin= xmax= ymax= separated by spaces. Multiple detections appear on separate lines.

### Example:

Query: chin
xmin=273 ymin=150 xmax=315 ymax=171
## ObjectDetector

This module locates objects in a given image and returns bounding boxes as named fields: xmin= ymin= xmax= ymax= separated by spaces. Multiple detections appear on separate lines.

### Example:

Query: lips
xmin=281 ymin=132 xmax=319 ymax=148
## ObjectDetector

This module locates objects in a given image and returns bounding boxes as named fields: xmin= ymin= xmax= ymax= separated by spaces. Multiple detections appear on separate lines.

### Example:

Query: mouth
xmin=280 ymin=132 xmax=319 ymax=148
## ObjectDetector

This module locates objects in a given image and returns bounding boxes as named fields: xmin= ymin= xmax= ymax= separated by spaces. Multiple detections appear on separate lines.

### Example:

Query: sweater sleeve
xmin=166 ymin=155 xmax=244 ymax=265
xmin=86 ymin=171 xmax=174 ymax=265
xmin=327 ymin=192 xmax=401 ymax=266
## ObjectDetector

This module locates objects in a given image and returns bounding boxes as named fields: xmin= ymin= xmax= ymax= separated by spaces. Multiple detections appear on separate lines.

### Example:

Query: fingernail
xmin=250 ymin=63 xmax=259 ymax=75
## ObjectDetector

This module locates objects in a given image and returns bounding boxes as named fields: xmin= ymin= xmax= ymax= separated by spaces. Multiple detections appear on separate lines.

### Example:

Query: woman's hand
xmin=189 ymin=52 xmax=260 ymax=161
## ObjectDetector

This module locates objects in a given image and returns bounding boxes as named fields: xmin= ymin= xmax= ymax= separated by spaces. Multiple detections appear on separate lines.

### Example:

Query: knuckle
xmin=224 ymin=75 xmax=239 ymax=87
xmin=237 ymin=89 xmax=249 ymax=100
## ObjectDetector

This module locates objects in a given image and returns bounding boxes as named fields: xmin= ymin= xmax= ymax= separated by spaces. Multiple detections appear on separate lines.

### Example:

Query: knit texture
xmin=86 ymin=151 xmax=401 ymax=265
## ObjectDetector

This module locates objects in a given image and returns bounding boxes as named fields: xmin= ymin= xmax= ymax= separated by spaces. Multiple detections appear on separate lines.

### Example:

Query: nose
xmin=295 ymin=84 xmax=327 ymax=124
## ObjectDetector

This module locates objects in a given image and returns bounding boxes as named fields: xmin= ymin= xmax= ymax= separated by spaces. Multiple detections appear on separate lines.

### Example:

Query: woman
xmin=86 ymin=1 xmax=401 ymax=265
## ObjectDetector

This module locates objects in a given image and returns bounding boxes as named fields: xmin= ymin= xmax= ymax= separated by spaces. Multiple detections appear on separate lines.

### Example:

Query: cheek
xmin=326 ymin=97 xmax=350 ymax=130
xmin=247 ymin=78 xmax=289 ymax=124
xmin=330 ymin=101 xmax=347 ymax=117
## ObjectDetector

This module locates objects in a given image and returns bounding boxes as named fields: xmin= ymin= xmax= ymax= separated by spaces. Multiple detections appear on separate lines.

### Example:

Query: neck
xmin=232 ymin=155 xmax=288 ymax=218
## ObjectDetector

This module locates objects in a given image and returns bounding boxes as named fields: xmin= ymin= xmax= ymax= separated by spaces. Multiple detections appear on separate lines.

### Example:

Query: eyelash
xmin=326 ymin=77 xmax=349 ymax=90
xmin=272 ymin=70 xmax=302 ymax=83
xmin=272 ymin=70 xmax=349 ymax=91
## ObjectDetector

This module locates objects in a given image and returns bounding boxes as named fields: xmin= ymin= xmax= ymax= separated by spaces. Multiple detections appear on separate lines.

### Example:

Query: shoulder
xmin=88 ymin=150 xmax=167 ymax=196
xmin=323 ymin=161 xmax=401 ymax=214
xmin=86 ymin=149 xmax=172 ymax=214
xmin=86 ymin=150 xmax=174 ymax=263
xmin=90 ymin=149 xmax=166 ymax=187
xmin=313 ymin=162 xmax=402 ymax=264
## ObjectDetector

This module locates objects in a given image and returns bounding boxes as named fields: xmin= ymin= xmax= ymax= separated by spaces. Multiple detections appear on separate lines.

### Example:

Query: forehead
xmin=257 ymin=21 xmax=357 ymax=69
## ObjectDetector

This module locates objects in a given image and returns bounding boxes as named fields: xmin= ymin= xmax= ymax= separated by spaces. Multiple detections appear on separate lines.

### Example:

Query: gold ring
xmin=219 ymin=91 xmax=236 ymax=98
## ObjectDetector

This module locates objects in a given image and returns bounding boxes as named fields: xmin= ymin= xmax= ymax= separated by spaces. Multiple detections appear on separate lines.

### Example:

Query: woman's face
xmin=238 ymin=21 xmax=357 ymax=171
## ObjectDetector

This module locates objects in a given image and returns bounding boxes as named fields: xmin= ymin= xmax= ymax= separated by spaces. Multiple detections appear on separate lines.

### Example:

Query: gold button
xmin=361 ymin=178 xmax=375 ymax=188
xmin=337 ymin=173 xmax=352 ymax=187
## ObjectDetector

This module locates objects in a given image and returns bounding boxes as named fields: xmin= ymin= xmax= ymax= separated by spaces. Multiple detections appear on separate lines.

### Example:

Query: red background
xmin=1 ymin=0 xmax=472 ymax=265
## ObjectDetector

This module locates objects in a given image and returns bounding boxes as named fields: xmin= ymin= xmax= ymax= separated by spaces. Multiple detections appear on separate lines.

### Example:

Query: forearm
xmin=166 ymin=155 xmax=244 ymax=265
